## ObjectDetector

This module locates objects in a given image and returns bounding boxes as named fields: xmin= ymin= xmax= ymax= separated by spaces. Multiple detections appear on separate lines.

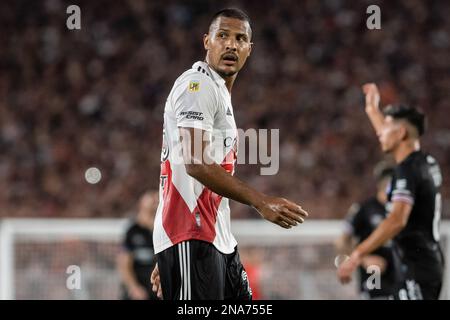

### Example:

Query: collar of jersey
xmin=192 ymin=61 xmax=226 ymax=87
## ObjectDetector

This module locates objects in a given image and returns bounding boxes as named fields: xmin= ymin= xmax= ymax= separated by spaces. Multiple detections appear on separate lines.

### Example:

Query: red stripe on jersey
xmin=160 ymin=149 xmax=236 ymax=245
xmin=160 ymin=160 xmax=199 ymax=244
xmin=193 ymin=188 xmax=222 ymax=242
xmin=190 ymin=149 xmax=236 ymax=242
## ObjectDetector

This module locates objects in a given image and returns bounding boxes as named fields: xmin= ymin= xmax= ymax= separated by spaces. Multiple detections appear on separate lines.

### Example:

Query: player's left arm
xmin=337 ymin=201 xmax=412 ymax=283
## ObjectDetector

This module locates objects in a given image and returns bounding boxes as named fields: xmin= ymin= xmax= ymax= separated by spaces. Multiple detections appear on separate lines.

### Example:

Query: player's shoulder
xmin=124 ymin=219 xmax=139 ymax=234
xmin=398 ymin=150 xmax=437 ymax=175
xmin=174 ymin=62 xmax=218 ymax=91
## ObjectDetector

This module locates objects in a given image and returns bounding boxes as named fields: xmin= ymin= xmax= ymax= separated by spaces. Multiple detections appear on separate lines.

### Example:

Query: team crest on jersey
xmin=188 ymin=81 xmax=200 ymax=92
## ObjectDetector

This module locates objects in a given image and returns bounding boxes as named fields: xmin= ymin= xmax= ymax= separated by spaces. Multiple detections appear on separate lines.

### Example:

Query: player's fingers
xmin=282 ymin=209 xmax=305 ymax=224
xmin=280 ymin=215 xmax=297 ymax=227
xmin=285 ymin=202 xmax=308 ymax=218
xmin=276 ymin=219 xmax=292 ymax=229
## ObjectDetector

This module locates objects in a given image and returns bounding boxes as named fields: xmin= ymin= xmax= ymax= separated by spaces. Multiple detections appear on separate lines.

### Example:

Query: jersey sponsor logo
xmin=179 ymin=111 xmax=204 ymax=121
xmin=226 ymin=107 xmax=232 ymax=116
xmin=188 ymin=80 xmax=200 ymax=92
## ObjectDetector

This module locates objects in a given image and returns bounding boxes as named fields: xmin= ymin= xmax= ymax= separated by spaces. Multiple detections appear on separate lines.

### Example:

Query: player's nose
xmin=225 ymin=39 xmax=238 ymax=51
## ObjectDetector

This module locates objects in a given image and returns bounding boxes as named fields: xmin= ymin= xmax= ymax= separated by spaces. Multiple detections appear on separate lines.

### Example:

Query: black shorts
xmin=394 ymin=259 xmax=443 ymax=300
xmin=391 ymin=241 xmax=444 ymax=300
xmin=157 ymin=240 xmax=252 ymax=300
xmin=393 ymin=278 xmax=442 ymax=300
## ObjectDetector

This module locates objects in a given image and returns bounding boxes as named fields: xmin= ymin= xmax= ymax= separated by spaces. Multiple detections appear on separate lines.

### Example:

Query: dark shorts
xmin=157 ymin=240 xmax=252 ymax=300
xmin=393 ymin=278 xmax=442 ymax=300
xmin=394 ymin=259 xmax=443 ymax=300
xmin=391 ymin=241 xmax=444 ymax=300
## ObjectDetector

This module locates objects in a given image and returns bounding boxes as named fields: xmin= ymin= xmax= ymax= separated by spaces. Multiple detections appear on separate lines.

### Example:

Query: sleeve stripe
xmin=392 ymin=190 xmax=412 ymax=196
xmin=392 ymin=195 xmax=415 ymax=205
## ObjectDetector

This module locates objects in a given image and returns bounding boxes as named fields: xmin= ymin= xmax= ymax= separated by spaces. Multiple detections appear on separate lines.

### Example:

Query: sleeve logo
xmin=395 ymin=179 xmax=407 ymax=190
xmin=188 ymin=81 xmax=200 ymax=92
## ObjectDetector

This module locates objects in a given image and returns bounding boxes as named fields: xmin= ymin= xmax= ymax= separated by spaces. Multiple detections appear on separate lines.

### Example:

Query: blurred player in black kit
xmin=117 ymin=191 xmax=159 ymax=300
xmin=338 ymin=83 xmax=444 ymax=300
xmin=336 ymin=162 xmax=399 ymax=299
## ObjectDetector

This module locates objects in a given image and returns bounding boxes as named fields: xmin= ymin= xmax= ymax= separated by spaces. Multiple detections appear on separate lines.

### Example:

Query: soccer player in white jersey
xmin=150 ymin=8 xmax=308 ymax=300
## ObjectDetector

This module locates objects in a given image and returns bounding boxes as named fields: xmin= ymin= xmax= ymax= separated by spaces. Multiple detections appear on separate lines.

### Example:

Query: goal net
xmin=1 ymin=219 xmax=449 ymax=300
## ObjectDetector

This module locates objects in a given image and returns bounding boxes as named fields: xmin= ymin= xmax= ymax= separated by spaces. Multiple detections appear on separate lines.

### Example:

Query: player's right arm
xmin=172 ymin=73 xmax=307 ymax=228
xmin=180 ymin=127 xmax=307 ymax=228
xmin=362 ymin=83 xmax=385 ymax=135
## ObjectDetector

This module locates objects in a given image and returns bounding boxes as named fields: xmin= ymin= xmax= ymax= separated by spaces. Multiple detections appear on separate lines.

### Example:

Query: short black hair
xmin=383 ymin=104 xmax=426 ymax=136
xmin=209 ymin=8 xmax=252 ymax=35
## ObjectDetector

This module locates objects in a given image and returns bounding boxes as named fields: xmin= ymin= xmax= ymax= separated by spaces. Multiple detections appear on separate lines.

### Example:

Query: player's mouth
xmin=221 ymin=53 xmax=238 ymax=66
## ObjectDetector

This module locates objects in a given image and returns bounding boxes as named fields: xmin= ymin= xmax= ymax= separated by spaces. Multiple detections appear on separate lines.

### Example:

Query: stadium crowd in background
xmin=1 ymin=0 xmax=449 ymax=219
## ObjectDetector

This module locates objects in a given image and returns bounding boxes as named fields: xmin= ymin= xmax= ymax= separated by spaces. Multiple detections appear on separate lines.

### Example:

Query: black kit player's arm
xmin=179 ymin=127 xmax=308 ymax=229
xmin=337 ymin=201 xmax=412 ymax=283
xmin=362 ymin=83 xmax=385 ymax=135
xmin=335 ymin=203 xmax=361 ymax=255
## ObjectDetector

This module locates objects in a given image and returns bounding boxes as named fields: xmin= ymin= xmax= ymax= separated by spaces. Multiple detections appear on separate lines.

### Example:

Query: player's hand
xmin=254 ymin=195 xmax=308 ymax=229
xmin=150 ymin=263 xmax=163 ymax=299
xmin=129 ymin=284 xmax=148 ymax=300
xmin=362 ymin=83 xmax=380 ymax=113
xmin=337 ymin=251 xmax=361 ymax=284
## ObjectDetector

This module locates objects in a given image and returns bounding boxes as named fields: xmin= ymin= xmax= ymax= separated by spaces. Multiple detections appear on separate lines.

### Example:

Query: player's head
xmin=204 ymin=8 xmax=252 ymax=78
xmin=378 ymin=104 xmax=426 ymax=153
xmin=373 ymin=161 xmax=394 ymax=194
xmin=137 ymin=191 xmax=159 ymax=228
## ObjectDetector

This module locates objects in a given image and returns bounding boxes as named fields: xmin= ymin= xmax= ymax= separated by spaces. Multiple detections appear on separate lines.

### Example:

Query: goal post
xmin=1 ymin=218 xmax=449 ymax=300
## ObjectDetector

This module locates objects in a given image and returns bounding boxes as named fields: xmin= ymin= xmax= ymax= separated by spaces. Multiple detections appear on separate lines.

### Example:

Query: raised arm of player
xmin=337 ymin=201 xmax=412 ymax=283
xmin=363 ymin=83 xmax=385 ymax=135
xmin=179 ymin=127 xmax=308 ymax=229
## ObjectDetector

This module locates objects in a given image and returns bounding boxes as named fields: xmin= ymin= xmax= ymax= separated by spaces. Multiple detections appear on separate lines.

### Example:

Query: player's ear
xmin=203 ymin=33 xmax=210 ymax=51
xmin=247 ymin=42 xmax=253 ymax=57
xmin=400 ymin=125 xmax=409 ymax=141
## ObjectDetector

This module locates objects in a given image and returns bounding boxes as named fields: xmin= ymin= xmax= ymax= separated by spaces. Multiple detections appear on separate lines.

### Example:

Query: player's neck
xmin=204 ymin=59 xmax=236 ymax=93
xmin=393 ymin=139 xmax=420 ymax=163
xmin=224 ymin=76 xmax=236 ymax=93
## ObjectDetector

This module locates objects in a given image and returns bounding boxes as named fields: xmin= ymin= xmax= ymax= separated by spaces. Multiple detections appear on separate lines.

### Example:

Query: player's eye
xmin=218 ymin=32 xmax=227 ymax=39
xmin=237 ymin=35 xmax=249 ymax=43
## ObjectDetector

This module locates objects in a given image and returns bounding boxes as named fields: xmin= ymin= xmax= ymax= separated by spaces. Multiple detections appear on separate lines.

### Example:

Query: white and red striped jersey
xmin=153 ymin=61 xmax=238 ymax=254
